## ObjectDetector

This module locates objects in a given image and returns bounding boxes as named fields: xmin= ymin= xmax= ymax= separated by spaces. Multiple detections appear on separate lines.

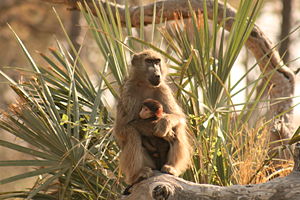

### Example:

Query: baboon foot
xmin=134 ymin=167 xmax=154 ymax=183
xmin=161 ymin=165 xmax=178 ymax=176
xmin=124 ymin=167 xmax=154 ymax=194
xmin=140 ymin=166 xmax=154 ymax=179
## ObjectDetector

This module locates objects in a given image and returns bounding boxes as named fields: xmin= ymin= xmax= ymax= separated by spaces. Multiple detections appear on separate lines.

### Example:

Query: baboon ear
xmin=131 ymin=54 xmax=140 ymax=66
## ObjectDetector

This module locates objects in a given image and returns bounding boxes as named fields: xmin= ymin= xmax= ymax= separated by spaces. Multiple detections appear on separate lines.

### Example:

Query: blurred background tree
xmin=0 ymin=0 xmax=73 ymax=192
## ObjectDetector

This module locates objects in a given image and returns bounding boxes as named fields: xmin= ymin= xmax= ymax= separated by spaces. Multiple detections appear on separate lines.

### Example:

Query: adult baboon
xmin=114 ymin=50 xmax=192 ymax=184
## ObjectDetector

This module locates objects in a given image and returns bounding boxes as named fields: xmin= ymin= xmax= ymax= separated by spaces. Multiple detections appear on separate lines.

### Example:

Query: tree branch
xmin=121 ymin=170 xmax=300 ymax=200
xmin=279 ymin=0 xmax=292 ymax=65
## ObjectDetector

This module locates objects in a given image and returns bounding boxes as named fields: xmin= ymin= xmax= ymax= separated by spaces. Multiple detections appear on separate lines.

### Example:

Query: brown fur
xmin=114 ymin=50 xmax=192 ymax=184
xmin=131 ymin=99 xmax=170 ymax=170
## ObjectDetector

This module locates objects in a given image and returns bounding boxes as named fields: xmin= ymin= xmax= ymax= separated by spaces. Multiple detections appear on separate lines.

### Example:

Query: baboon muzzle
xmin=149 ymin=74 xmax=161 ymax=86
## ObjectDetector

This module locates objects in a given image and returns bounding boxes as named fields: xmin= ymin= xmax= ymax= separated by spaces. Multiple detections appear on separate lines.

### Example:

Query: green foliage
xmin=0 ymin=0 xmax=292 ymax=199
xmin=0 ymin=22 xmax=120 ymax=199
xmin=158 ymin=0 xmax=266 ymax=185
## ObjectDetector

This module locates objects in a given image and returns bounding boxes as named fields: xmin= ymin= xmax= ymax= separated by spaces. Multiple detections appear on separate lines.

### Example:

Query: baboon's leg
xmin=162 ymin=128 xmax=191 ymax=176
xmin=119 ymin=127 xmax=155 ymax=184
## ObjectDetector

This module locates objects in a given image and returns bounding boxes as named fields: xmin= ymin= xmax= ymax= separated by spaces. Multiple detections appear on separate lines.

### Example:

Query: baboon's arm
xmin=129 ymin=119 xmax=156 ymax=137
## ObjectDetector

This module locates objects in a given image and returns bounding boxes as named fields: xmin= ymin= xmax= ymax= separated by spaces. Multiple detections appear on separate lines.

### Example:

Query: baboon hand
xmin=154 ymin=117 xmax=172 ymax=138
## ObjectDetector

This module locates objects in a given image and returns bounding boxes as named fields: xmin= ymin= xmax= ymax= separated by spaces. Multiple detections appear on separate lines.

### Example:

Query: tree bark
xmin=121 ymin=171 xmax=300 ymax=200
xmin=279 ymin=0 xmax=293 ymax=66
xmin=69 ymin=11 xmax=81 ymax=51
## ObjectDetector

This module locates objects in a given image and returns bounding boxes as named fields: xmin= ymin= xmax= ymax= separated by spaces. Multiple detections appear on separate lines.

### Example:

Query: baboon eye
xmin=154 ymin=59 xmax=161 ymax=64
xmin=145 ymin=58 xmax=161 ymax=64
xmin=145 ymin=59 xmax=153 ymax=64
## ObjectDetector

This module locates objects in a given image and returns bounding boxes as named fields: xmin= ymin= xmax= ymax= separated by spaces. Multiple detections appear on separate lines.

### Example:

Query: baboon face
xmin=131 ymin=50 xmax=166 ymax=87
xmin=145 ymin=57 xmax=162 ymax=86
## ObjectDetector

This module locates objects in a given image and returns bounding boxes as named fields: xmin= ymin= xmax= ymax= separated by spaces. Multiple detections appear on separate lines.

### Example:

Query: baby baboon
xmin=130 ymin=98 xmax=170 ymax=170
xmin=114 ymin=50 xmax=192 ymax=184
